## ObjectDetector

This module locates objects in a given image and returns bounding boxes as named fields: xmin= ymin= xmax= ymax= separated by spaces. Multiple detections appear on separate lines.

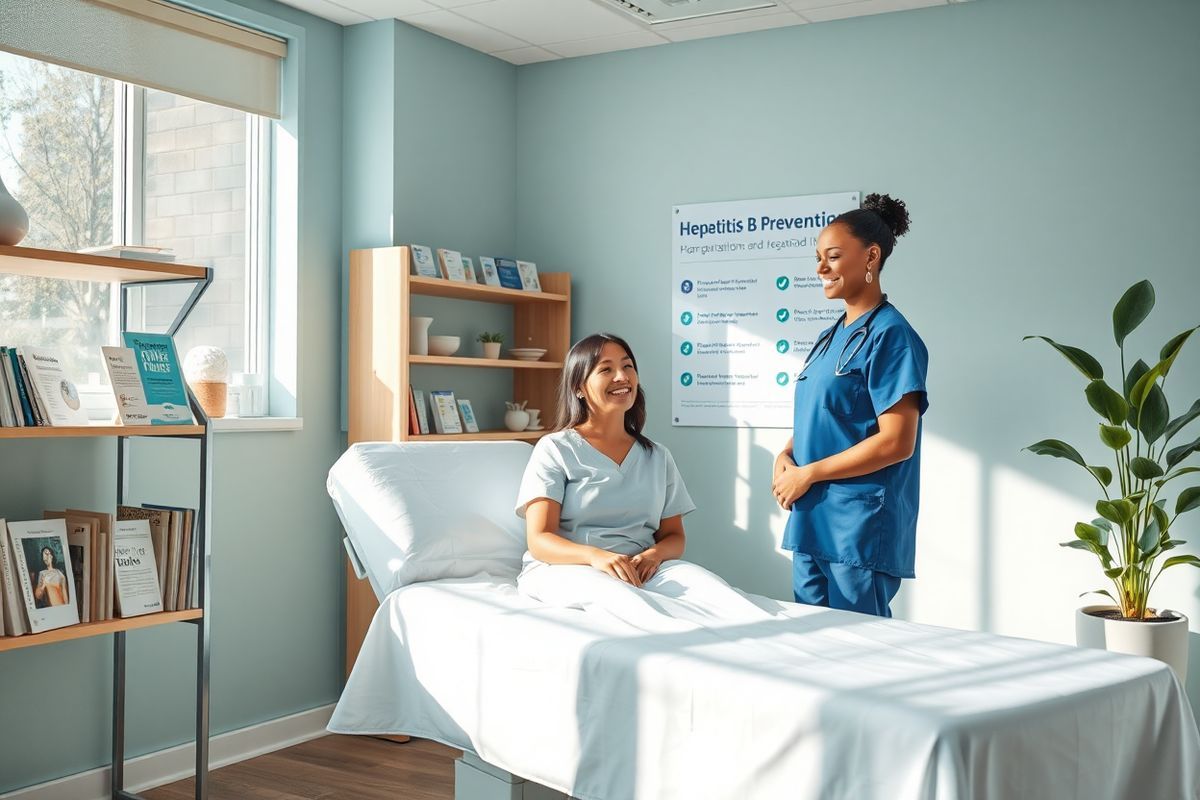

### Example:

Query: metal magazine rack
xmin=0 ymin=245 xmax=214 ymax=800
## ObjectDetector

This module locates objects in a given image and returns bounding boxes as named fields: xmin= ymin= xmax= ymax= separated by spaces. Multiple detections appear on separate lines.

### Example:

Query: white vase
xmin=1076 ymin=604 xmax=1189 ymax=682
xmin=410 ymin=316 xmax=433 ymax=356
xmin=504 ymin=409 xmax=530 ymax=432
xmin=0 ymin=174 xmax=29 ymax=246
xmin=482 ymin=342 xmax=501 ymax=359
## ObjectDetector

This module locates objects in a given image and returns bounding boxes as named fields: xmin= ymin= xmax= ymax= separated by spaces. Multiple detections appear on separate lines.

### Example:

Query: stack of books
xmin=0 ymin=346 xmax=89 ymax=427
xmin=1 ymin=333 xmax=196 ymax=428
xmin=0 ymin=504 xmax=200 ymax=636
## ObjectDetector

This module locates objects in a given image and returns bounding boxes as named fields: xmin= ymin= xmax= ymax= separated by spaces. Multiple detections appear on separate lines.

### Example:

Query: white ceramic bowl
xmin=508 ymin=347 xmax=547 ymax=361
xmin=428 ymin=335 xmax=461 ymax=356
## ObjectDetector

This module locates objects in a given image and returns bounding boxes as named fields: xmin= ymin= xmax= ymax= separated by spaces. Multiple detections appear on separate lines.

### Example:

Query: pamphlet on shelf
xmin=20 ymin=347 xmax=89 ymax=426
xmin=494 ymin=258 xmax=523 ymax=290
xmin=112 ymin=519 xmax=162 ymax=618
xmin=516 ymin=261 xmax=542 ymax=292
xmin=429 ymin=390 xmax=463 ymax=434
xmin=478 ymin=257 xmax=501 ymax=287
xmin=409 ymin=245 xmax=439 ymax=278
xmin=121 ymin=333 xmax=194 ymax=425
xmin=437 ymin=249 xmax=468 ymax=282
xmin=457 ymin=399 xmax=480 ymax=433
xmin=102 ymin=346 xmax=152 ymax=426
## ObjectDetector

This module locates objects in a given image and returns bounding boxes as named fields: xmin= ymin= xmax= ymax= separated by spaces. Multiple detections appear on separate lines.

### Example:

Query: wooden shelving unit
xmin=0 ymin=244 xmax=214 ymax=800
xmin=408 ymin=354 xmax=563 ymax=370
xmin=345 ymin=245 xmax=571 ymax=674
xmin=0 ymin=610 xmax=203 ymax=653
xmin=0 ymin=424 xmax=207 ymax=439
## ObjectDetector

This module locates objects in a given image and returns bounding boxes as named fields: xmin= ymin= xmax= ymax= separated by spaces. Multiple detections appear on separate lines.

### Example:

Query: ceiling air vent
xmin=597 ymin=0 xmax=780 ymax=25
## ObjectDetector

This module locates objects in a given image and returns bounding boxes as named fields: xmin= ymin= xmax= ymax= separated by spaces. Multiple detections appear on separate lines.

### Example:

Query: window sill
xmin=209 ymin=417 xmax=303 ymax=433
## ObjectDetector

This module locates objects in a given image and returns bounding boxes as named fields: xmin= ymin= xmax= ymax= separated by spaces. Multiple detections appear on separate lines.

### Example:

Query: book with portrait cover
xmin=44 ymin=511 xmax=95 ymax=623
xmin=6 ymin=518 xmax=79 ymax=633
xmin=121 ymin=333 xmax=194 ymax=425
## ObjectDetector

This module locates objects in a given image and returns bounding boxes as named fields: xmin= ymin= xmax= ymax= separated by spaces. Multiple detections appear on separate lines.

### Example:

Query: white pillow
xmin=327 ymin=441 xmax=533 ymax=597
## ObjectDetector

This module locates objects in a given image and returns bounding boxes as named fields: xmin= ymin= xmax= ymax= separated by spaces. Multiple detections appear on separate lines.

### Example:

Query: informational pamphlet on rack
xmin=672 ymin=192 xmax=860 ymax=428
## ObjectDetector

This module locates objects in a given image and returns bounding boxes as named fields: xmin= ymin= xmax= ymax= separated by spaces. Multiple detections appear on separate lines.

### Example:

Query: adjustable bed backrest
xmin=327 ymin=441 xmax=534 ymax=599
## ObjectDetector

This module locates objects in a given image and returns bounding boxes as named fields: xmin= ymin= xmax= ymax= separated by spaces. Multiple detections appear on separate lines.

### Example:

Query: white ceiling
xmin=274 ymin=0 xmax=967 ymax=64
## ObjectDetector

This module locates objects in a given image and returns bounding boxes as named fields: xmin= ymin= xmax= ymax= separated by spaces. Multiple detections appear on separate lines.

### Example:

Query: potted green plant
xmin=1025 ymin=280 xmax=1199 ymax=680
xmin=477 ymin=331 xmax=504 ymax=359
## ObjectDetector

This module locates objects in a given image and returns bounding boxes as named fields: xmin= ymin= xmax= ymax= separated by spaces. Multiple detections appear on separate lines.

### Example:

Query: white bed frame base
xmin=455 ymin=753 xmax=572 ymax=800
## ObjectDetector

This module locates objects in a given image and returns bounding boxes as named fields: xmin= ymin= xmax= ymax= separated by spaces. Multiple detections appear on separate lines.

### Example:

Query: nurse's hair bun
xmin=862 ymin=193 xmax=910 ymax=238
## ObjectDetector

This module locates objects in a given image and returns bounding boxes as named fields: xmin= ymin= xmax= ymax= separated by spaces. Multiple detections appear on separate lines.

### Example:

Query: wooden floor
xmin=142 ymin=736 xmax=461 ymax=800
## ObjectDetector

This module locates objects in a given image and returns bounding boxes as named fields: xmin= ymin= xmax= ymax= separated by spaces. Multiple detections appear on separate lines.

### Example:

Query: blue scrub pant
xmin=791 ymin=552 xmax=902 ymax=618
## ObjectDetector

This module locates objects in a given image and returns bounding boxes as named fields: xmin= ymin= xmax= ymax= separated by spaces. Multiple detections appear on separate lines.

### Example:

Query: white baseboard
xmin=1 ymin=703 xmax=335 ymax=800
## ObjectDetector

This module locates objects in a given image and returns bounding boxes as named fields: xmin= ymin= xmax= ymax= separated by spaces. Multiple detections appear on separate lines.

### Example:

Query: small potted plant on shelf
xmin=1025 ymin=279 xmax=1200 ymax=680
xmin=477 ymin=332 xmax=504 ymax=359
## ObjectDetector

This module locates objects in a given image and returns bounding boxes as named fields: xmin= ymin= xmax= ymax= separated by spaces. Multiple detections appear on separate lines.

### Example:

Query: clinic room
xmin=1 ymin=0 xmax=1199 ymax=798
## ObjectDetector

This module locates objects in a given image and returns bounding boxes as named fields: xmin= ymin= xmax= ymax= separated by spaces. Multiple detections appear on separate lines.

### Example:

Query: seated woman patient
xmin=516 ymin=332 xmax=768 ymax=630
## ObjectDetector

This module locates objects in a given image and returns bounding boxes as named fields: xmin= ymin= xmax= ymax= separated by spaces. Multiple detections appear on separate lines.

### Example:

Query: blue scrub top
xmin=782 ymin=302 xmax=929 ymax=578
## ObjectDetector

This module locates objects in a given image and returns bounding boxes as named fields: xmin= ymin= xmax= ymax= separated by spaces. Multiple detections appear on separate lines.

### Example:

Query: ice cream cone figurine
xmin=183 ymin=346 xmax=229 ymax=418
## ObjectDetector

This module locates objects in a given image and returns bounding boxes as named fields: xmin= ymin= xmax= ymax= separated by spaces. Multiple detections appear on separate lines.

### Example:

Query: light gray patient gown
xmin=515 ymin=428 xmax=772 ymax=632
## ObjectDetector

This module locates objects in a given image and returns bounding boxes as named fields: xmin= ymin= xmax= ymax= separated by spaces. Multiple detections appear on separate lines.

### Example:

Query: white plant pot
xmin=481 ymin=342 xmax=501 ymax=359
xmin=410 ymin=316 xmax=433 ymax=356
xmin=1076 ymin=604 xmax=1189 ymax=682
xmin=504 ymin=409 xmax=530 ymax=432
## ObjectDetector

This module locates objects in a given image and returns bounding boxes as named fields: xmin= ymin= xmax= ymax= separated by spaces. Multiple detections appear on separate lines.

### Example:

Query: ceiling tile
xmin=492 ymin=45 xmax=562 ymax=64
xmin=799 ymin=0 xmax=945 ymax=23
xmin=401 ymin=9 xmax=531 ymax=51
xmin=348 ymin=0 xmax=439 ymax=18
xmin=273 ymin=0 xmax=374 ymax=25
xmin=661 ymin=11 xmax=805 ymax=42
xmin=453 ymin=0 xmax=642 ymax=46
xmin=545 ymin=30 xmax=669 ymax=58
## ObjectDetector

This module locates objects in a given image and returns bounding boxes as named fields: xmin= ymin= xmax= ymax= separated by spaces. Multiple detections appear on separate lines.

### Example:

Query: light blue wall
xmin=341 ymin=19 xmax=519 ymax=432
xmin=514 ymin=0 xmax=1200 ymax=698
xmin=0 ymin=0 xmax=346 ymax=791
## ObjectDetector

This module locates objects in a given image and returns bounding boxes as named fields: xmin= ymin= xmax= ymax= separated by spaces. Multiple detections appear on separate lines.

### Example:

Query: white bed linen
xmin=328 ymin=574 xmax=1200 ymax=800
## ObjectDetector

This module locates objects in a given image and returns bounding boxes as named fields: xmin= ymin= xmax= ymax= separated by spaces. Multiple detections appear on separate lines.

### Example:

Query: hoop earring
xmin=865 ymin=269 xmax=873 ymax=285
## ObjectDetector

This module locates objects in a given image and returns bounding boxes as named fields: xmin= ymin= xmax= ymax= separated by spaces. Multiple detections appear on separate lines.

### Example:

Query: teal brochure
xmin=121 ymin=333 xmax=194 ymax=425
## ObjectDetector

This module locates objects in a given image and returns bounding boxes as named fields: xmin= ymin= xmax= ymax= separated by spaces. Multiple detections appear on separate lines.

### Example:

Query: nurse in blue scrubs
xmin=771 ymin=193 xmax=928 ymax=617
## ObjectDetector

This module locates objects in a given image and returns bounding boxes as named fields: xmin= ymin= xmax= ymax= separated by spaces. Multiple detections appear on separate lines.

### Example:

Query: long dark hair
xmin=831 ymin=192 xmax=911 ymax=271
xmin=554 ymin=332 xmax=654 ymax=451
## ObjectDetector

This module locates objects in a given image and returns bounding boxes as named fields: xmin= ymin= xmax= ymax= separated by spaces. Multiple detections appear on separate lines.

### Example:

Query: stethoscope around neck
xmin=801 ymin=295 xmax=890 ymax=377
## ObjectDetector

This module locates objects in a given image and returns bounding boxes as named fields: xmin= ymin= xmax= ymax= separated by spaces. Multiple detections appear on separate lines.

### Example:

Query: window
xmin=0 ymin=51 xmax=271 ymax=417
xmin=0 ymin=54 xmax=115 ymax=383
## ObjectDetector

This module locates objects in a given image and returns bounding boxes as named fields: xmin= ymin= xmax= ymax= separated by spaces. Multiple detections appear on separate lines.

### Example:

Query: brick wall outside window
xmin=141 ymin=90 xmax=249 ymax=375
